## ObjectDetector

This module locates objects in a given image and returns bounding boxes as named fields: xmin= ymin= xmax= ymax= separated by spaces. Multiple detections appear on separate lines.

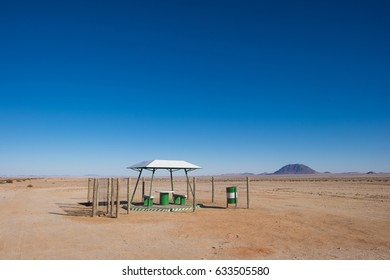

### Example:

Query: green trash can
xmin=159 ymin=192 xmax=170 ymax=206
xmin=226 ymin=186 xmax=237 ymax=208
xmin=173 ymin=193 xmax=180 ymax=205
xmin=143 ymin=195 xmax=154 ymax=207
xmin=173 ymin=193 xmax=187 ymax=205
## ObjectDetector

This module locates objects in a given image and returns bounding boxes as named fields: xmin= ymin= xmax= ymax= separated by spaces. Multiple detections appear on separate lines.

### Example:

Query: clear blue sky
xmin=1 ymin=0 xmax=389 ymax=176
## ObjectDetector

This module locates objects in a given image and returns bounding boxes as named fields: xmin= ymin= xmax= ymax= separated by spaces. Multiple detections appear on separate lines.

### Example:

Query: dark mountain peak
xmin=274 ymin=164 xmax=317 ymax=175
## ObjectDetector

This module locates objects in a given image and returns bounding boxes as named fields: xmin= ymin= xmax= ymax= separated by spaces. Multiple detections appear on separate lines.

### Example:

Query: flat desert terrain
xmin=0 ymin=175 xmax=389 ymax=260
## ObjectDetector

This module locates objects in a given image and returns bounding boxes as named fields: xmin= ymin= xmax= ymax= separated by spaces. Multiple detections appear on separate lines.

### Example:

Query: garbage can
xmin=159 ymin=192 xmax=170 ymax=206
xmin=173 ymin=193 xmax=187 ymax=205
xmin=143 ymin=195 xmax=154 ymax=207
xmin=226 ymin=186 xmax=237 ymax=208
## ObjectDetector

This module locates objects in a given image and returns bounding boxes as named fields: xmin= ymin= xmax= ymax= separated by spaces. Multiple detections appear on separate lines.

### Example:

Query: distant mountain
xmin=219 ymin=172 xmax=255 ymax=177
xmin=273 ymin=164 xmax=317 ymax=175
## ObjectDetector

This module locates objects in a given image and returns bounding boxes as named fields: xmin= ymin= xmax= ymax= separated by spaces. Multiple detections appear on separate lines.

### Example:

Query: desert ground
xmin=0 ymin=175 xmax=389 ymax=260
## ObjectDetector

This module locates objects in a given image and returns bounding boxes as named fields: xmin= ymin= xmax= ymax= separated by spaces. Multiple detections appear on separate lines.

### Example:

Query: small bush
xmin=27 ymin=184 xmax=33 ymax=188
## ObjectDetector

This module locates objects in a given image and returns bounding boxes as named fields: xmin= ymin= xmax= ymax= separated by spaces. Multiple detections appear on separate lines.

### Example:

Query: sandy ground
xmin=0 ymin=175 xmax=389 ymax=260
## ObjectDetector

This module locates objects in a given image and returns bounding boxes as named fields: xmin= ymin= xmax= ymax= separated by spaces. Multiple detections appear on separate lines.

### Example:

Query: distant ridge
xmin=219 ymin=172 xmax=255 ymax=177
xmin=273 ymin=164 xmax=317 ymax=175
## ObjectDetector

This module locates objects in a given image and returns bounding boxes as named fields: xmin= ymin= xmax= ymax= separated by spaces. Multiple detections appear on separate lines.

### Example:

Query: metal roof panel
xmin=127 ymin=160 xmax=201 ymax=170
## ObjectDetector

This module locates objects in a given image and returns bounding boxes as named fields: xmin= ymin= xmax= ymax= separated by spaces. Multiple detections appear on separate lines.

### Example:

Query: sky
xmin=1 ymin=0 xmax=389 ymax=176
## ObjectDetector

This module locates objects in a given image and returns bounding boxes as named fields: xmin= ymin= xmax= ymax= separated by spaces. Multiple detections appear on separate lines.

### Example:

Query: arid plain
xmin=0 ymin=175 xmax=389 ymax=259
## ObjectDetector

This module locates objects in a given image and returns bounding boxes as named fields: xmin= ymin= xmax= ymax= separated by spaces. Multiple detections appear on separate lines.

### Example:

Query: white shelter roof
xmin=127 ymin=160 xmax=201 ymax=172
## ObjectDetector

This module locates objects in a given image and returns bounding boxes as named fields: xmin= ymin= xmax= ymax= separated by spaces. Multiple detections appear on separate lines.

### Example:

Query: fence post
xmin=187 ymin=178 xmax=189 ymax=198
xmin=91 ymin=178 xmax=96 ymax=217
xmin=92 ymin=178 xmax=99 ymax=217
xmin=116 ymin=178 xmax=120 ymax=218
xmin=246 ymin=176 xmax=250 ymax=209
xmin=193 ymin=177 xmax=196 ymax=212
xmin=110 ymin=178 xmax=114 ymax=216
xmin=211 ymin=176 xmax=215 ymax=203
xmin=127 ymin=177 xmax=130 ymax=214
xmin=106 ymin=178 xmax=111 ymax=214
xmin=87 ymin=178 xmax=91 ymax=204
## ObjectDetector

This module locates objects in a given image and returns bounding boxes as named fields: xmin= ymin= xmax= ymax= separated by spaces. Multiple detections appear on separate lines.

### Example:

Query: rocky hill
xmin=273 ymin=164 xmax=317 ymax=175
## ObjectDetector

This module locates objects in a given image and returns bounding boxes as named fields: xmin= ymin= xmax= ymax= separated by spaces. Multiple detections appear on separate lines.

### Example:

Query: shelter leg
xmin=170 ymin=169 xmax=174 ymax=192
xmin=130 ymin=170 xmax=143 ymax=205
xmin=148 ymin=169 xmax=156 ymax=209
xmin=185 ymin=170 xmax=194 ymax=197
xmin=142 ymin=177 xmax=145 ymax=201
xmin=127 ymin=177 xmax=130 ymax=214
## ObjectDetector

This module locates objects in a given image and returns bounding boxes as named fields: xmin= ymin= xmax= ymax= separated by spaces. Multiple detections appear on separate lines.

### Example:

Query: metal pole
xmin=211 ymin=176 xmax=215 ymax=203
xmin=116 ymin=178 xmax=120 ymax=218
xmin=185 ymin=169 xmax=194 ymax=197
xmin=148 ymin=169 xmax=156 ymax=209
xmin=130 ymin=169 xmax=143 ymax=204
xmin=142 ymin=177 xmax=145 ymax=200
xmin=246 ymin=177 xmax=250 ymax=209
xmin=170 ymin=169 xmax=174 ymax=192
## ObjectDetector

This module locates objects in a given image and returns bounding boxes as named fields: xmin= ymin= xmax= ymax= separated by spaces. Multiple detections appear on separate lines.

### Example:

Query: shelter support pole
xmin=148 ymin=169 xmax=156 ymax=209
xmin=130 ymin=169 xmax=143 ymax=205
xmin=142 ymin=177 xmax=145 ymax=200
xmin=148 ymin=168 xmax=156 ymax=209
xmin=126 ymin=177 xmax=131 ymax=214
xmin=193 ymin=177 xmax=196 ymax=212
xmin=184 ymin=169 xmax=194 ymax=197
xmin=246 ymin=177 xmax=250 ymax=209
xmin=211 ymin=176 xmax=215 ymax=203
xmin=115 ymin=178 xmax=120 ymax=218
xmin=170 ymin=169 xmax=174 ymax=192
